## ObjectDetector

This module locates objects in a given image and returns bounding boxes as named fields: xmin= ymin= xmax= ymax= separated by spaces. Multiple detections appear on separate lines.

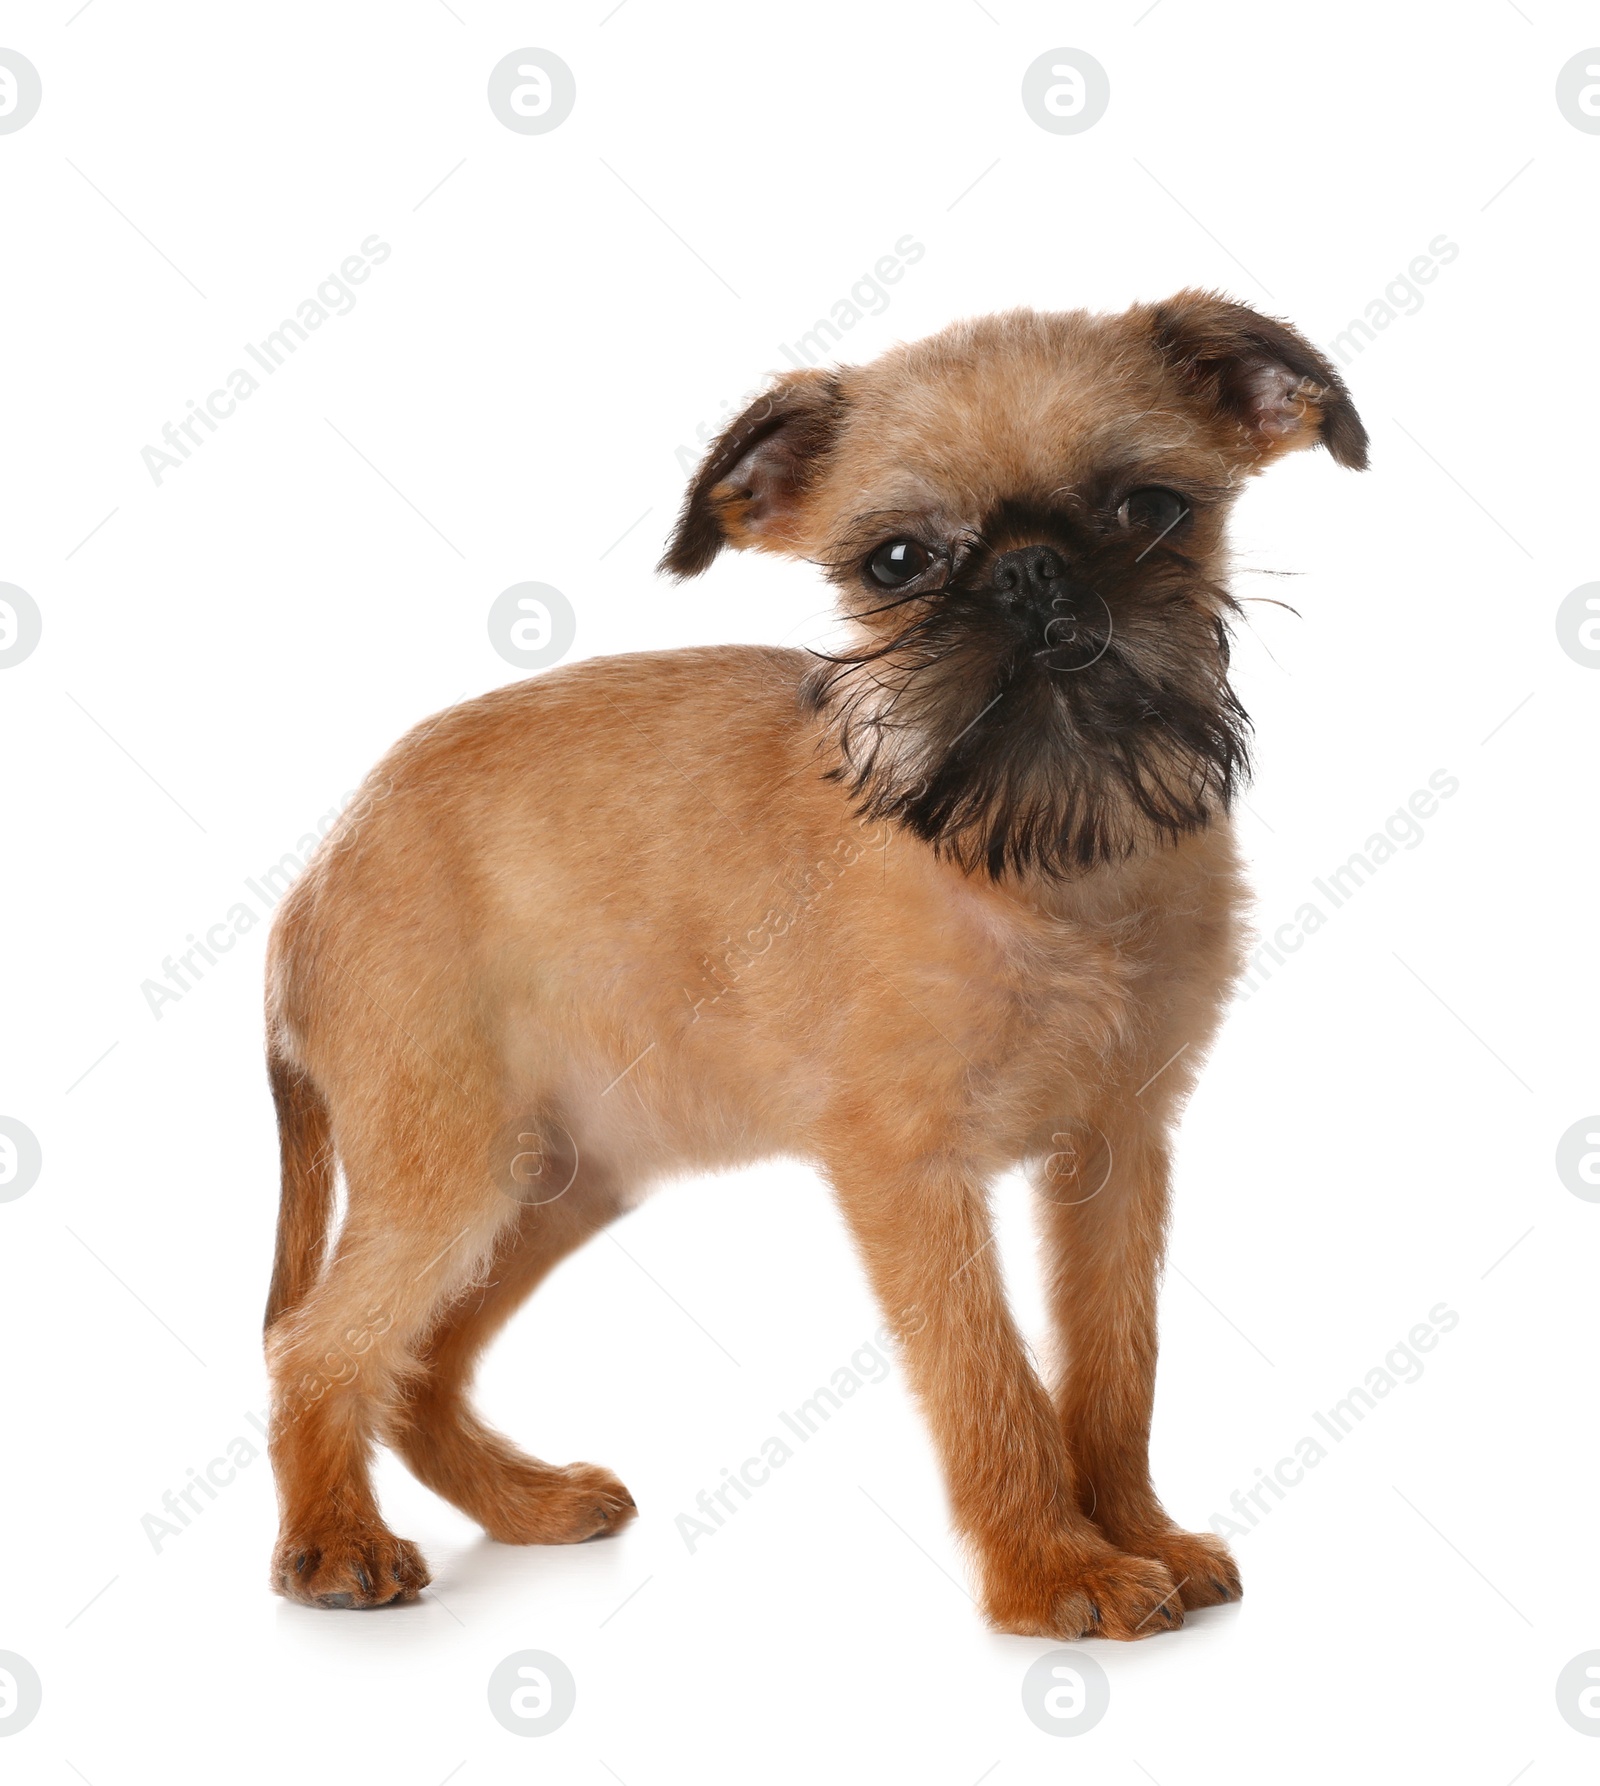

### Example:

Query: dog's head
xmin=663 ymin=293 xmax=1366 ymax=879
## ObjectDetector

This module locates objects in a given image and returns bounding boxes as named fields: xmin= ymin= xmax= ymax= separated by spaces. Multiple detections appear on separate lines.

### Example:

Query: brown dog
xmin=263 ymin=292 xmax=1365 ymax=1636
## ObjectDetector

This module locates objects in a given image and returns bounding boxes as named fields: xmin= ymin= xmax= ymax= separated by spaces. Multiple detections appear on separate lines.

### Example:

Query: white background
xmin=1 ymin=2 xmax=1594 ymax=1780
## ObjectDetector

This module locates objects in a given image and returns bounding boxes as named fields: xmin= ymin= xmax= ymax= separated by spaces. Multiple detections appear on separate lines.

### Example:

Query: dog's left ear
xmin=1148 ymin=289 xmax=1368 ymax=471
xmin=660 ymin=368 xmax=847 ymax=578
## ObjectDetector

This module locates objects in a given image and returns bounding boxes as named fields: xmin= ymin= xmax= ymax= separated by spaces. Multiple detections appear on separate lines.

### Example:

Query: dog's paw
xmin=985 ymin=1544 xmax=1184 ymax=1642
xmin=271 ymin=1527 xmax=430 ymax=1608
xmin=479 ymin=1461 xmax=637 ymax=1546
xmin=1115 ymin=1527 xmax=1240 ymax=1611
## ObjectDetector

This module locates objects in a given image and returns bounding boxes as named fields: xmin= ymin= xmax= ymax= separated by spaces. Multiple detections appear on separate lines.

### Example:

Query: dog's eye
xmin=866 ymin=539 xmax=931 ymax=587
xmin=1117 ymin=487 xmax=1190 ymax=536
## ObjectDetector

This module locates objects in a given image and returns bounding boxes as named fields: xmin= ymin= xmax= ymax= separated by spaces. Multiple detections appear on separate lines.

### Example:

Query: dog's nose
xmin=992 ymin=544 xmax=1069 ymax=607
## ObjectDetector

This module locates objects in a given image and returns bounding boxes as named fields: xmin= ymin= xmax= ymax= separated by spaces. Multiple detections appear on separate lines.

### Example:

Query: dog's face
xmin=664 ymin=292 xmax=1366 ymax=879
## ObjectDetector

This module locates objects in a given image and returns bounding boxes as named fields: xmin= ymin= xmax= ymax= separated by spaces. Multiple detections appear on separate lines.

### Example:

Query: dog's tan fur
xmin=264 ymin=293 xmax=1364 ymax=1634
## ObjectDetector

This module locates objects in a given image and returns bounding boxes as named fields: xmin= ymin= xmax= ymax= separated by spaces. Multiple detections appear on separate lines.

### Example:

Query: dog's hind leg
xmin=265 ymin=1057 xmax=515 ymax=1609
xmin=389 ymin=1170 xmax=637 ymax=1545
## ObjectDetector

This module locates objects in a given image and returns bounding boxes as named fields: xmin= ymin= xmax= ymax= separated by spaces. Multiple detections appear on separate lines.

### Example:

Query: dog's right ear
xmin=660 ymin=369 xmax=847 ymax=579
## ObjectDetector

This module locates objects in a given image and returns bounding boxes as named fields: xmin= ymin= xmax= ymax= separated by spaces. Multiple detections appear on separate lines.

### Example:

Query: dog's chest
xmin=945 ymin=877 xmax=1147 ymax=1041
xmin=920 ymin=841 xmax=1241 ymax=1114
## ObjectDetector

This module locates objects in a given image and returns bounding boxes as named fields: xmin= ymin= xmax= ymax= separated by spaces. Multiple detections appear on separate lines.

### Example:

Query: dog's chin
xmin=803 ymin=578 xmax=1251 ymax=881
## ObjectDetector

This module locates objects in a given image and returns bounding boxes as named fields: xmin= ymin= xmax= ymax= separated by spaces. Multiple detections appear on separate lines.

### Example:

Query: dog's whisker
xmin=1236 ymin=594 xmax=1303 ymax=618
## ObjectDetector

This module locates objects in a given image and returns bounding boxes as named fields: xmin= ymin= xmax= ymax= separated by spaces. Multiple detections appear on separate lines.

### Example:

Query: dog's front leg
xmin=829 ymin=1151 xmax=1184 ymax=1640
xmin=1037 ymin=1110 xmax=1241 ymax=1612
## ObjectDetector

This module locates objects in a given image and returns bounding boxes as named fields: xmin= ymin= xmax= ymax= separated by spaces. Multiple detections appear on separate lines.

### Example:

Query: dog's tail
xmin=264 ymin=1046 xmax=336 ymax=1331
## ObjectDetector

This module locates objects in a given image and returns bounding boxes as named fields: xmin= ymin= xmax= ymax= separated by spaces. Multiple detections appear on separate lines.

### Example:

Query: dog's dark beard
xmin=803 ymin=550 xmax=1252 ymax=879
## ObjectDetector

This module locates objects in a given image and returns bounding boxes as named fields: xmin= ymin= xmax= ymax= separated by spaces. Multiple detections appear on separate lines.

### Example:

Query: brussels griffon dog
xmin=263 ymin=292 xmax=1365 ymax=1635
